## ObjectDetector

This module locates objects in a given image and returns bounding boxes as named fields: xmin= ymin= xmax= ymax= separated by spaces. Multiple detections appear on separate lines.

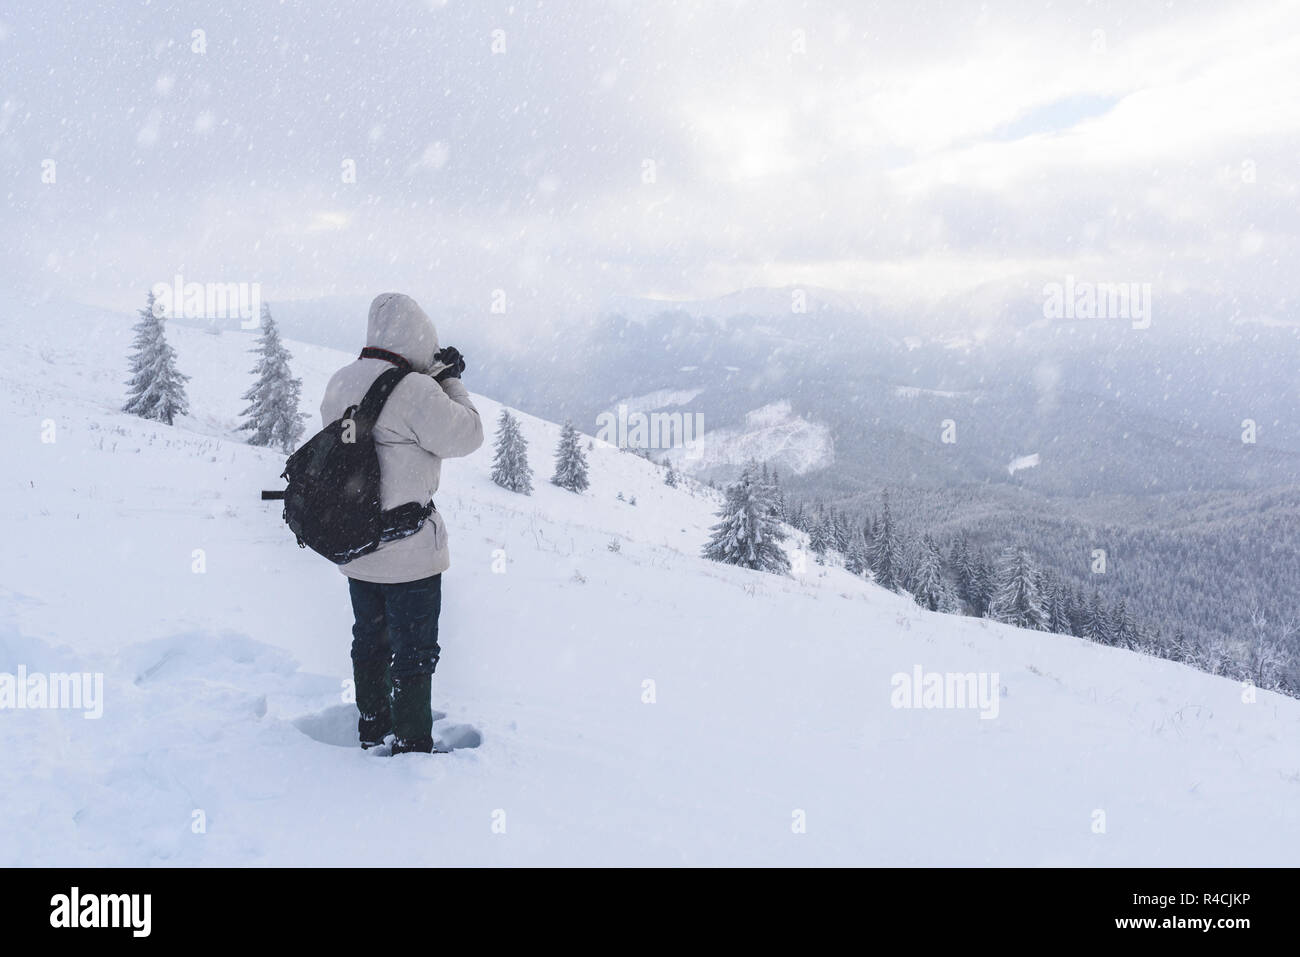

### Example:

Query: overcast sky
xmin=2 ymin=0 xmax=1297 ymax=319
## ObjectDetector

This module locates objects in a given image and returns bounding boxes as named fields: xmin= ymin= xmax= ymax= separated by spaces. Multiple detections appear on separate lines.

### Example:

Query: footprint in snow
xmin=433 ymin=720 xmax=483 ymax=751
xmin=294 ymin=703 xmax=480 ymax=751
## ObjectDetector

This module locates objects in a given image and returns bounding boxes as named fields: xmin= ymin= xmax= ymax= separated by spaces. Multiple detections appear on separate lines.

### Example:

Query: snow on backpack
xmin=262 ymin=350 xmax=434 ymax=564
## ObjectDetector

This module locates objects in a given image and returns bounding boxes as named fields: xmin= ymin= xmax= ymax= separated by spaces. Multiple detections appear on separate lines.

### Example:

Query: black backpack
xmin=264 ymin=361 xmax=434 ymax=564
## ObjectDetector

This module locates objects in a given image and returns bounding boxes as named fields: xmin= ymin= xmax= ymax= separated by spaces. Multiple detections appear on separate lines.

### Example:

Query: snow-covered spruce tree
xmin=664 ymin=462 xmax=678 ymax=487
xmin=867 ymin=493 xmax=904 ymax=591
xmin=701 ymin=463 xmax=790 ymax=575
xmin=909 ymin=535 xmax=946 ymax=611
xmin=1112 ymin=598 xmax=1139 ymax=649
xmin=969 ymin=553 xmax=994 ymax=617
xmin=831 ymin=511 xmax=852 ymax=553
xmin=1084 ymin=589 xmax=1113 ymax=644
xmin=238 ymin=304 xmax=306 ymax=453
xmin=949 ymin=535 xmax=974 ymax=606
xmin=770 ymin=468 xmax=785 ymax=520
xmin=1067 ymin=587 xmax=1088 ymax=637
xmin=123 ymin=291 xmax=190 ymax=426
xmin=490 ymin=408 xmax=534 ymax=494
xmin=551 ymin=420 xmax=590 ymax=493
xmin=808 ymin=509 xmax=835 ymax=558
xmin=989 ymin=547 xmax=1047 ymax=630
xmin=1035 ymin=569 xmax=1067 ymax=634
xmin=844 ymin=532 xmax=870 ymax=576
xmin=1047 ymin=577 xmax=1071 ymax=635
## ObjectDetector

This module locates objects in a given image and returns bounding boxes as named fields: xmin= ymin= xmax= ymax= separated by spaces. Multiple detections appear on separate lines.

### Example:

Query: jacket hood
xmin=366 ymin=293 xmax=439 ymax=372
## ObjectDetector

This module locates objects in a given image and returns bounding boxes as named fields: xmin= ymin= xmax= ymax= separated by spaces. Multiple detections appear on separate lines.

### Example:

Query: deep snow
xmin=2 ymin=299 xmax=1298 ymax=866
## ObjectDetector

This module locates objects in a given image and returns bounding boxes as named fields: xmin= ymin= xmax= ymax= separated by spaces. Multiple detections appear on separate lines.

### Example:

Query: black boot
xmin=391 ymin=736 xmax=434 ymax=755
xmin=358 ymin=710 xmax=392 ymax=750
xmin=391 ymin=672 xmax=433 ymax=746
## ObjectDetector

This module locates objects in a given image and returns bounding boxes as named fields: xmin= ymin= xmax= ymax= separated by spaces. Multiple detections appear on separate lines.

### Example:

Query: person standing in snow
xmin=320 ymin=293 xmax=484 ymax=754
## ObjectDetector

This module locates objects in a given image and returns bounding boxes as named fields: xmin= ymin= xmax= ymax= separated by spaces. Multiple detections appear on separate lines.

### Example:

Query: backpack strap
xmin=378 ymin=500 xmax=436 ymax=544
xmin=360 ymin=347 xmax=413 ymax=370
xmin=350 ymin=366 xmax=411 ymax=436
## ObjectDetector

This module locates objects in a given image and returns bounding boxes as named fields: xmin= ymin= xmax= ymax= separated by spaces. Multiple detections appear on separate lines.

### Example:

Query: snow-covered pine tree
xmin=867 ymin=493 xmax=903 ymax=591
xmin=950 ymin=535 xmax=974 ymax=606
xmin=551 ymin=420 xmax=590 ymax=492
xmin=1035 ymin=568 xmax=1051 ymax=624
xmin=1085 ymin=589 xmax=1113 ymax=644
xmin=1040 ymin=569 xmax=1070 ymax=634
xmin=808 ymin=508 xmax=834 ymax=558
xmin=832 ymin=510 xmax=851 ymax=553
xmin=844 ymin=532 xmax=870 ymax=576
xmin=937 ymin=577 xmax=962 ymax=614
xmin=664 ymin=462 xmax=678 ymax=487
xmin=123 ymin=291 xmax=190 ymax=426
xmin=969 ymin=552 xmax=994 ymax=617
xmin=910 ymin=535 xmax=946 ymax=611
xmin=1057 ymin=585 xmax=1074 ymax=631
xmin=1112 ymin=598 xmax=1139 ymax=649
xmin=491 ymin=408 xmax=534 ymax=494
xmin=1054 ymin=583 xmax=1072 ymax=635
xmin=701 ymin=463 xmax=790 ymax=575
xmin=896 ymin=529 xmax=918 ymax=589
xmin=238 ymin=304 xmax=306 ymax=453
xmin=1069 ymin=586 xmax=1088 ymax=637
xmin=989 ymin=547 xmax=1047 ymax=630
xmin=1169 ymin=629 xmax=1196 ymax=664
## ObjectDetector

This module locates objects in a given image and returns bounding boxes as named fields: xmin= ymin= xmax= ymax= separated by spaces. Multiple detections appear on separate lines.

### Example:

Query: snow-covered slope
xmin=2 ymin=299 xmax=1298 ymax=866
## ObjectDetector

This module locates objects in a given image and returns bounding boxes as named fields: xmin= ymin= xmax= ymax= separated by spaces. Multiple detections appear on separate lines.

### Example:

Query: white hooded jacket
xmin=320 ymin=293 xmax=484 ymax=583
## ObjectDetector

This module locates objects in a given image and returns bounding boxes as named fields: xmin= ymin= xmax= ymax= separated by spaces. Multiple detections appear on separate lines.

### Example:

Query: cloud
xmin=0 ymin=0 xmax=1296 ymax=319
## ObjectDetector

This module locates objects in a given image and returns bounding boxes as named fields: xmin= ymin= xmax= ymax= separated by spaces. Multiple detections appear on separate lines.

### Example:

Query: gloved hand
xmin=432 ymin=346 xmax=466 ymax=382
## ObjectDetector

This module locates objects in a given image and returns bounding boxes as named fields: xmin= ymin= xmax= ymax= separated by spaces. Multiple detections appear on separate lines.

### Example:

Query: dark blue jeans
xmin=347 ymin=574 xmax=442 ymax=745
